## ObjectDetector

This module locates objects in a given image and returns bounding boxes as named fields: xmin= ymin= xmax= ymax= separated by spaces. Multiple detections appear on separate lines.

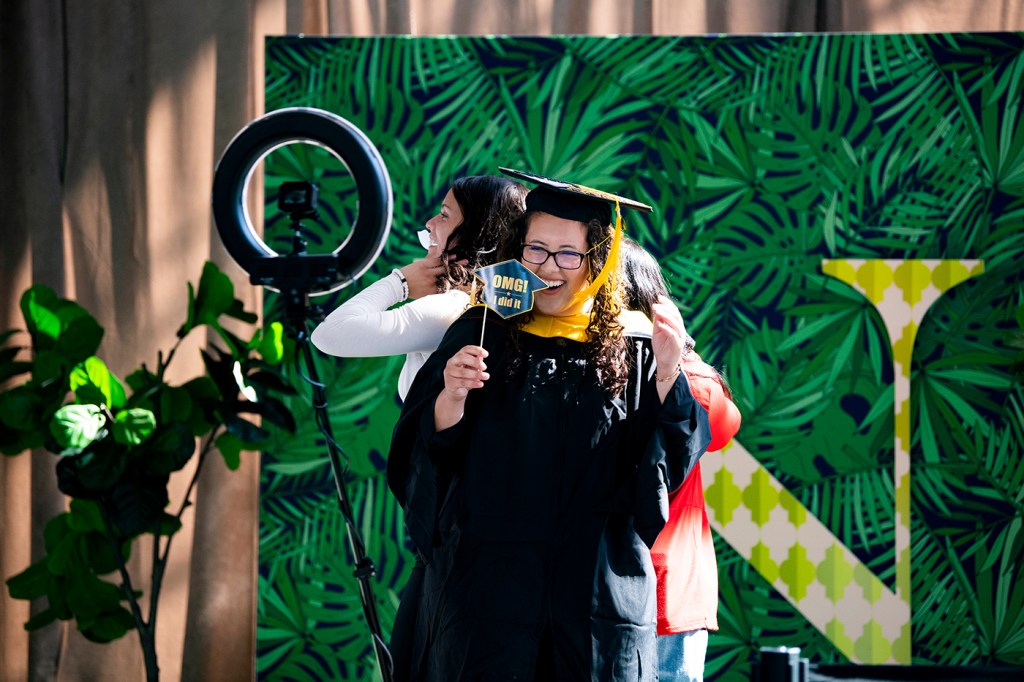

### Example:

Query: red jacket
xmin=651 ymin=354 xmax=741 ymax=634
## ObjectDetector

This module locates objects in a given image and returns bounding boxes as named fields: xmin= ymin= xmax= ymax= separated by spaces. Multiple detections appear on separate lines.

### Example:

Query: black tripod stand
xmin=209 ymin=108 xmax=396 ymax=680
xmin=270 ymin=204 xmax=394 ymax=682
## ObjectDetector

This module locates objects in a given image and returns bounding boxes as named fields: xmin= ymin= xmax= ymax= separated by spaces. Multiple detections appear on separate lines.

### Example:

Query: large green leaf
xmin=142 ymin=422 xmax=198 ymax=475
xmin=5 ymin=558 xmax=51 ymax=601
xmin=179 ymin=261 xmax=256 ymax=339
xmin=70 ymin=356 xmax=126 ymax=409
xmin=50 ymin=404 xmax=107 ymax=454
xmin=111 ymin=408 xmax=156 ymax=446
xmin=19 ymin=286 xmax=103 ymax=361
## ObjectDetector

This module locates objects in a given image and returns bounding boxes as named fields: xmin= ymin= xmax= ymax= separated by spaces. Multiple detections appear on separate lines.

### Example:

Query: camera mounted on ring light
xmin=211 ymin=107 xmax=392 ymax=300
xmin=276 ymin=179 xmax=322 ymax=273
xmin=278 ymin=180 xmax=320 ymax=221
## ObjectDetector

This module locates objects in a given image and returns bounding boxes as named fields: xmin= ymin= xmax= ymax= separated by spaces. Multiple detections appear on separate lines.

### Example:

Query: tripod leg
xmin=293 ymin=316 xmax=394 ymax=682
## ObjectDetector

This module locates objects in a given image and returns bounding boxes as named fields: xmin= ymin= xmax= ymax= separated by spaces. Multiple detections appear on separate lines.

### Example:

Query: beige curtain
xmin=1 ymin=1 xmax=1021 ymax=680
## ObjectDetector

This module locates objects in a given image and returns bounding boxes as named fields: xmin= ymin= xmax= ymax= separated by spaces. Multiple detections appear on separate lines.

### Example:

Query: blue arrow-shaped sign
xmin=473 ymin=259 xmax=548 ymax=319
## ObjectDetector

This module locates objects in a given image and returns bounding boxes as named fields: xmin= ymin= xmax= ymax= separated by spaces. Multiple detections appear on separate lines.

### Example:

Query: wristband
xmin=392 ymin=268 xmax=409 ymax=300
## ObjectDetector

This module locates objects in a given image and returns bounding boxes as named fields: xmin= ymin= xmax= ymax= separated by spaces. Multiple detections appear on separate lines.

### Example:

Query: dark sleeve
xmin=660 ymin=371 xmax=713 ymax=491
xmin=632 ymin=362 xmax=712 ymax=547
xmin=386 ymin=313 xmax=477 ymax=555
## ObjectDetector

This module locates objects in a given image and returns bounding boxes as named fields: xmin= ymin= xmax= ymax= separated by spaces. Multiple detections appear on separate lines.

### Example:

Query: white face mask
xmin=418 ymin=228 xmax=438 ymax=250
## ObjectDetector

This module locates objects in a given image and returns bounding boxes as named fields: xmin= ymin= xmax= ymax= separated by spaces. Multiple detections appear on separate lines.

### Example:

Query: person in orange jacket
xmin=622 ymin=237 xmax=742 ymax=682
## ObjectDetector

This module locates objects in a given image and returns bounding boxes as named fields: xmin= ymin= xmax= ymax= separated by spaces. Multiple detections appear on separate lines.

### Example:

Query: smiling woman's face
xmin=521 ymin=212 xmax=591 ymax=317
xmin=423 ymin=189 xmax=464 ymax=260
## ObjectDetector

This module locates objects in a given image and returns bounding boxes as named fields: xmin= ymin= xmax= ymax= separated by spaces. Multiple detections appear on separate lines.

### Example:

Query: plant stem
xmin=101 ymin=505 xmax=160 ymax=681
xmin=148 ymin=429 xmax=217 ymax=633
xmin=174 ymin=428 xmax=219 ymax=525
xmin=147 ymin=516 xmax=162 ymax=634
xmin=156 ymin=335 xmax=185 ymax=382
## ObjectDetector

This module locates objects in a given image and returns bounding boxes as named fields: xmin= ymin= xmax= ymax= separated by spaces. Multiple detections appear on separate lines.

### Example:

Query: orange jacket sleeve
xmin=681 ymin=355 xmax=741 ymax=452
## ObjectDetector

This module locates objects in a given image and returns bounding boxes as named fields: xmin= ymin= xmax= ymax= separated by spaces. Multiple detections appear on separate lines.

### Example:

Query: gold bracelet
xmin=656 ymin=362 xmax=682 ymax=383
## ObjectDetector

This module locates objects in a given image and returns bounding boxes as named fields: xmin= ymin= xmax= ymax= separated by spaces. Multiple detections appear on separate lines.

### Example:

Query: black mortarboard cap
xmin=499 ymin=167 xmax=653 ymax=225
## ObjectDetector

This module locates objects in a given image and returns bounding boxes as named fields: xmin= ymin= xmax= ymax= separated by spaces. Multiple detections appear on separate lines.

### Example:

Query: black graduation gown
xmin=387 ymin=307 xmax=710 ymax=681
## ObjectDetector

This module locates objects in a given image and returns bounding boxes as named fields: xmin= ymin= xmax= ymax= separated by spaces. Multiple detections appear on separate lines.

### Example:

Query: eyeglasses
xmin=417 ymin=229 xmax=438 ymax=250
xmin=519 ymin=244 xmax=589 ymax=270
xmin=519 ymin=235 xmax=610 ymax=270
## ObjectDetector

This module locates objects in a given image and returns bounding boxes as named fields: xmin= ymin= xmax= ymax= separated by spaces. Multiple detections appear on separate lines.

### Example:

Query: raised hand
xmin=650 ymin=295 xmax=687 ymax=390
xmin=401 ymin=257 xmax=447 ymax=298
xmin=434 ymin=345 xmax=489 ymax=430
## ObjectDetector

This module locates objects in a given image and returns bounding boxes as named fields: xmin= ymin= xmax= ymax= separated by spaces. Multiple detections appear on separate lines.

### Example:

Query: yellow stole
xmin=521 ymin=309 xmax=652 ymax=342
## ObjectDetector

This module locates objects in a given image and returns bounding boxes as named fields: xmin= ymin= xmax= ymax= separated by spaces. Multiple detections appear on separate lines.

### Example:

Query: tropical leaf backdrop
xmin=256 ymin=34 xmax=1024 ymax=680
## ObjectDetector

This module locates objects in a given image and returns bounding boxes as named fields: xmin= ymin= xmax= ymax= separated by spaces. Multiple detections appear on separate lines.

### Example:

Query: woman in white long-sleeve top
xmin=311 ymin=175 xmax=528 ymax=400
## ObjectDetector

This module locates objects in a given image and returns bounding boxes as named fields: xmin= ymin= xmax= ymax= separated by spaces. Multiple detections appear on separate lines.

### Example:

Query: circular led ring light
xmin=212 ymin=107 xmax=392 ymax=294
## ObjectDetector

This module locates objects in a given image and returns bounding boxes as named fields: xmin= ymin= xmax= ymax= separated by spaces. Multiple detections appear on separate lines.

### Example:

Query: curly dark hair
xmin=497 ymin=209 xmax=630 ymax=395
xmin=436 ymin=175 xmax=528 ymax=291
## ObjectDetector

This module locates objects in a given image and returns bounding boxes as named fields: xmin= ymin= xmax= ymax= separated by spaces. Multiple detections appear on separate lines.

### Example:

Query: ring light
xmin=212 ymin=107 xmax=392 ymax=295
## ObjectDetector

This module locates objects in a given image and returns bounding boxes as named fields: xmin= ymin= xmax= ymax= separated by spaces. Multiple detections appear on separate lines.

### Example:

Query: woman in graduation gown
xmin=387 ymin=169 xmax=711 ymax=681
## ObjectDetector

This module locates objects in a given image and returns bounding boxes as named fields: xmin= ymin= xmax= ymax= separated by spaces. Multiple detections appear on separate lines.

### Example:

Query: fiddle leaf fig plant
xmin=1 ymin=261 xmax=294 ymax=682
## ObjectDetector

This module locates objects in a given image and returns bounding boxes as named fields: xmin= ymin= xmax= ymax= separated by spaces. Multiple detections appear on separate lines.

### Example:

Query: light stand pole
xmin=280 ymin=284 xmax=394 ymax=682
xmin=270 ymin=196 xmax=394 ymax=682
